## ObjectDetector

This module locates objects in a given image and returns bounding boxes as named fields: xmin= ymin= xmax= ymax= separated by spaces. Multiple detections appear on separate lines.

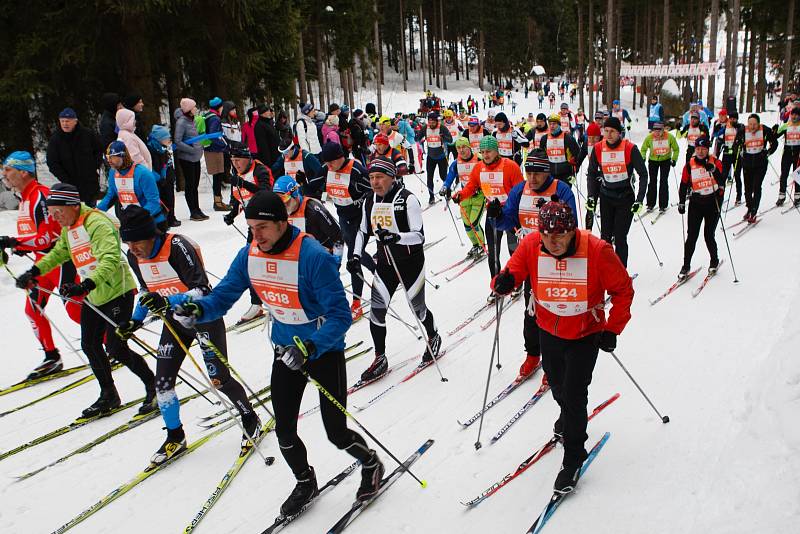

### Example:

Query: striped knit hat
xmin=524 ymin=149 xmax=550 ymax=173
xmin=367 ymin=156 xmax=396 ymax=178
xmin=46 ymin=183 xmax=81 ymax=206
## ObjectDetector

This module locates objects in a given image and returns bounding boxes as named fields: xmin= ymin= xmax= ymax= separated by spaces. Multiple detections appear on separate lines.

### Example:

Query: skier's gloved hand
xmin=139 ymin=291 xmax=170 ymax=314
xmin=0 ymin=249 xmax=7 ymax=266
xmin=0 ymin=236 xmax=18 ymax=249
xmin=346 ymin=256 xmax=362 ymax=275
xmin=704 ymin=162 xmax=716 ymax=172
xmin=586 ymin=197 xmax=597 ymax=212
xmin=585 ymin=211 xmax=595 ymax=230
xmin=438 ymin=186 xmax=450 ymax=199
xmin=678 ymin=203 xmax=686 ymax=215
xmin=375 ymin=228 xmax=401 ymax=245
xmin=491 ymin=268 xmax=516 ymax=296
xmin=566 ymin=175 xmax=576 ymax=186
xmin=60 ymin=278 xmax=95 ymax=298
xmin=173 ymin=301 xmax=203 ymax=329
xmin=670 ymin=159 xmax=677 ymax=167
xmin=115 ymin=320 xmax=143 ymax=341
xmin=486 ymin=198 xmax=503 ymax=218
xmin=451 ymin=191 xmax=462 ymax=204
xmin=597 ymin=330 xmax=617 ymax=352
xmin=223 ymin=210 xmax=237 ymax=226
xmin=15 ymin=265 xmax=40 ymax=289
xmin=229 ymin=174 xmax=243 ymax=188
xmin=631 ymin=202 xmax=643 ymax=215
xmin=332 ymin=242 xmax=344 ymax=266
xmin=279 ymin=339 xmax=315 ymax=371
xmin=295 ymin=170 xmax=307 ymax=185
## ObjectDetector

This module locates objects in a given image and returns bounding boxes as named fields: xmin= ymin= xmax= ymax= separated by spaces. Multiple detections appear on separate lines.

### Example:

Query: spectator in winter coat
xmin=116 ymin=108 xmax=152 ymax=170
xmin=276 ymin=109 xmax=293 ymax=149
xmin=347 ymin=109 xmax=371 ymax=164
xmin=254 ymin=104 xmax=280 ymax=166
xmin=46 ymin=107 xmax=104 ymax=206
xmin=147 ymin=124 xmax=180 ymax=227
xmin=241 ymin=107 xmax=259 ymax=154
xmin=322 ymin=114 xmax=341 ymax=145
xmin=172 ymin=98 xmax=208 ymax=221
xmin=122 ymin=93 xmax=147 ymax=141
xmin=203 ymin=97 xmax=230 ymax=212
xmin=99 ymin=93 xmax=121 ymax=149
xmin=294 ymin=103 xmax=322 ymax=155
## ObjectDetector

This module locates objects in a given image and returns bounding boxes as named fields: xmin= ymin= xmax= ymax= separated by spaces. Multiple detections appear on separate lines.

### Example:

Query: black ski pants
xmin=540 ymin=329 xmax=599 ymax=468
xmin=426 ymin=157 xmax=448 ymax=199
xmin=743 ymin=162 xmax=767 ymax=214
xmin=646 ymin=160 xmax=671 ymax=210
xmin=522 ymin=278 xmax=541 ymax=357
xmin=598 ymin=192 xmax=634 ymax=267
xmin=779 ymin=146 xmax=800 ymax=194
xmin=683 ymin=199 xmax=720 ymax=268
xmin=721 ymin=153 xmax=742 ymax=201
xmin=486 ymin=216 xmax=518 ymax=278
xmin=81 ymin=290 xmax=154 ymax=395
xmin=272 ymin=350 xmax=372 ymax=477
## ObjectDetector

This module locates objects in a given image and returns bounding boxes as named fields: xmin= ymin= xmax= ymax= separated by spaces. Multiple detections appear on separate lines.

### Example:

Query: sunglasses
xmin=277 ymin=184 xmax=300 ymax=202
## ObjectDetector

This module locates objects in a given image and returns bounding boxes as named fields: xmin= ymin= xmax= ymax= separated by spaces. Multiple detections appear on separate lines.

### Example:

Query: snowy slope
xmin=1 ymin=80 xmax=799 ymax=534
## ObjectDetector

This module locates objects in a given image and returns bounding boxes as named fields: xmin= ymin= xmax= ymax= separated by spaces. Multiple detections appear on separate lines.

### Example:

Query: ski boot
xmin=486 ymin=292 xmax=497 ymax=304
xmin=360 ymin=353 xmax=388 ymax=382
xmin=708 ymin=258 xmax=719 ymax=276
xmin=27 ymin=350 xmax=63 ymax=380
xmin=236 ymin=304 xmax=264 ymax=326
xmin=519 ymin=354 xmax=540 ymax=378
xmin=137 ymin=385 xmax=158 ymax=416
xmin=351 ymin=299 xmax=364 ymax=321
xmin=356 ymin=450 xmax=385 ymax=502
xmin=149 ymin=426 xmax=187 ymax=469
xmin=776 ymin=192 xmax=786 ymax=206
xmin=553 ymin=416 xmax=564 ymax=441
xmin=241 ymin=412 xmax=262 ymax=447
xmin=511 ymin=285 xmax=523 ymax=299
xmin=280 ymin=467 xmax=318 ymax=516
xmin=81 ymin=388 xmax=122 ymax=418
xmin=677 ymin=265 xmax=690 ymax=281
xmin=794 ymin=193 xmax=800 ymax=207
xmin=554 ymin=463 xmax=581 ymax=494
xmin=422 ymin=333 xmax=442 ymax=363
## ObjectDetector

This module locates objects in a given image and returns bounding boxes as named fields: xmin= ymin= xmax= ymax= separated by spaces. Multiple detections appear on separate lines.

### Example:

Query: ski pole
xmin=232 ymin=223 xmax=249 ymax=241
xmin=292 ymin=336 xmax=428 ymax=488
xmin=671 ymin=167 xmax=686 ymax=244
xmin=195 ymin=335 xmax=275 ymax=419
xmin=344 ymin=283 xmax=422 ymax=338
xmin=635 ymin=212 xmax=663 ymax=266
xmin=610 ymin=351 xmax=669 ymax=424
xmin=378 ymin=226 xmax=448 ymax=382
xmin=459 ymin=203 xmax=489 ymax=255
xmin=444 ymin=198 xmax=465 ymax=246
xmin=2 ymin=263 xmax=88 ymax=364
xmin=714 ymin=197 xmax=740 ymax=283
xmin=158 ymin=312 xmax=276 ymax=468
xmin=474 ymin=295 xmax=505 ymax=450
xmin=28 ymin=285 xmax=218 ymax=406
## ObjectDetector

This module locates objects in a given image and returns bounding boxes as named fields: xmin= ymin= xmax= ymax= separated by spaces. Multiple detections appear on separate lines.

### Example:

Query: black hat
xmin=695 ymin=135 xmax=711 ymax=148
xmin=536 ymin=112 xmax=547 ymax=121
xmin=228 ymin=141 xmax=251 ymax=159
xmin=321 ymin=141 xmax=345 ymax=162
xmin=46 ymin=183 xmax=81 ymax=206
xmin=244 ymin=191 xmax=288 ymax=221
xmin=119 ymin=205 xmax=157 ymax=242
xmin=122 ymin=93 xmax=142 ymax=110
xmin=524 ymin=149 xmax=550 ymax=173
xmin=603 ymin=117 xmax=623 ymax=132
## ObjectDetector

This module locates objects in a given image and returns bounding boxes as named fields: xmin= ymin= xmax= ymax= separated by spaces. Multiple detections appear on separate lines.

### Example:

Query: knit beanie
xmin=46 ymin=183 xmax=81 ymax=206
xmin=119 ymin=205 xmax=157 ymax=242
xmin=180 ymin=98 xmax=196 ymax=114
xmin=479 ymin=136 xmax=499 ymax=151
xmin=367 ymin=156 xmax=397 ymax=178
xmin=244 ymin=191 xmax=288 ymax=221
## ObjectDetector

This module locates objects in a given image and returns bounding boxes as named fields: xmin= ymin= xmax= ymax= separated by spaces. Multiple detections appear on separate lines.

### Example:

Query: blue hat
xmin=107 ymin=140 xmax=127 ymax=157
xmin=273 ymin=175 xmax=302 ymax=199
xmin=612 ymin=99 xmax=620 ymax=105
xmin=59 ymin=107 xmax=77 ymax=119
xmin=341 ymin=104 xmax=350 ymax=113
xmin=301 ymin=102 xmax=314 ymax=115
xmin=3 ymin=151 xmax=36 ymax=173
xmin=149 ymin=124 xmax=170 ymax=143
xmin=209 ymin=97 xmax=223 ymax=108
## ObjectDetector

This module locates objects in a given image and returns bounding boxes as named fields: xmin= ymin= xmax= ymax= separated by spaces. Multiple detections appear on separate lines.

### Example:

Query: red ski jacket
xmin=495 ymin=230 xmax=634 ymax=340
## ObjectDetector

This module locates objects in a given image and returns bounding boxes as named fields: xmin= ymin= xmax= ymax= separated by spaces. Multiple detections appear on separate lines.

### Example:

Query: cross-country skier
xmin=491 ymin=112 xmax=530 ymax=164
xmin=439 ymin=137 xmax=486 ymax=259
xmin=273 ymin=175 xmax=343 ymax=257
xmin=711 ymin=110 xmax=744 ymax=206
xmin=639 ymin=122 xmax=679 ymax=212
xmin=423 ymin=111 xmax=453 ymax=204
xmin=774 ymin=106 xmax=800 ymax=206
xmin=736 ymin=113 xmax=778 ymax=222
xmin=539 ymin=113 xmax=583 ymax=185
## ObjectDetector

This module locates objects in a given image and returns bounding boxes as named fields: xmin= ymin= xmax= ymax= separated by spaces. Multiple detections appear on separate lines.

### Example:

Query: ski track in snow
xmin=0 ymin=78 xmax=799 ymax=534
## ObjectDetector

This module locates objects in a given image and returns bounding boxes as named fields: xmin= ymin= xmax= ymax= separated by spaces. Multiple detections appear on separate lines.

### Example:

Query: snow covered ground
xmin=1 ymin=78 xmax=799 ymax=534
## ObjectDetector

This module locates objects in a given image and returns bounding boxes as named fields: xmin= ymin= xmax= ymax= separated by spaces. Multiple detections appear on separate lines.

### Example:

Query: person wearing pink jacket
xmin=116 ymin=108 xmax=152 ymax=170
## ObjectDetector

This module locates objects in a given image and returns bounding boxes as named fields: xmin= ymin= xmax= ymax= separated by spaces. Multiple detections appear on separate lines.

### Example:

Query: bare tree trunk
xmin=756 ymin=25 xmax=767 ymax=112
xmin=373 ymin=0 xmax=382 ymax=114
xmin=464 ymin=34 xmax=470 ymax=80
xmin=316 ymin=30 xmax=326 ymax=111
xmin=723 ymin=9 xmax=732 ymax=101
xmin=662 ymin=0 xmax=670 ymax=64
xmin=783 ymin=0 xmax=796 ymax=100
xmin=606 ymin=0 xmax=615 ymax=109
xmin=409 ymin=13 xmax=416 ymax=71
xmin=616 ymin=8 xmax=622 ymax=102
xmin=440 ymin=0 xmax=447 ymax=89
xmin=729 ymin=0 xmax=740 ymax=99
xmin=298 ymin=33 xmax=308 ymax=104
xmin=400 ymin=0 xmax=408 ymax=91
xmin=578 ymin=0 xmax=586 ymax=110
xmin=479 ymin=28 xmax=485 ymax=91
xmin=588 ymin=0 xmax=595 ymax=117
xmin=707 ymin=0 xmax=719 ymax=109
xmin=419 ymin=7 xmax=427 ymax=91
xmin=743 ymin=25 xmax=752 ymax=111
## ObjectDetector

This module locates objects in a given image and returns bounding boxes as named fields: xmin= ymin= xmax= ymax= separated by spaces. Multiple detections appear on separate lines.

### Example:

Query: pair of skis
xmin=649 ymin=261 xmax=723 ymax=305
xmin=0 ymin=363 xmax=90 ymax=397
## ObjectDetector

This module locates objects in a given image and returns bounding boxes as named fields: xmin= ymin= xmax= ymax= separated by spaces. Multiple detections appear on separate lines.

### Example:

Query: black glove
xmin=229 ymin=174 xmax=243 ymax=188
xmin=438 ymin=186 xmax=451 ymax=199
xmin=15 ymin=265 xmax=40 ymax=289
xmin=0 ymin=236 xmax=18 ymax=249
xmin=705 ymin=162 xmax=716 ymax=172
xmin=678 ymin=203 xmax=686 ymax=215
xmin=486 ymin=198 xmax=502 ymax=218
xmin=173 ymin=301 xmax=203 ymax=329
xmin=115 ymin=320 xmax=143 ymax=341
xmin=492 ymin=268 xmax=516 ymax=296
xmin=295 ymin=170 xmax=307 ymax=185
xmin=346 ymin=256 xmax=362 ymax=275
xmin=278 ymin=344 xmax=306 ymax=371
xmin=375 ymin=228 xmax=401 ymax=245
xmin=60 ymin=278 xmax=95 ymax=298
xmin=597 ymin=330 xmax=617 ymax=353
xmin=223 ymin=210 xmax=237 ymax=226
xmin=585 ymin=211 xmax=595 ymax=230
xmin=670 ymin=159 xmax=676 ymax=167
xmin=139 ymin=291 xmax=170 ymax=314
xmin=586 ymin=197 xmax=597 ymax=212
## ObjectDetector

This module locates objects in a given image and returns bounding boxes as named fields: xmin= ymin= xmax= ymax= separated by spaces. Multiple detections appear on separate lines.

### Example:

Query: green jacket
xmin=640 ymin=132 xmax=680 ymax=163
xmin=36 ymin=204 xmax=136 ymax=306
